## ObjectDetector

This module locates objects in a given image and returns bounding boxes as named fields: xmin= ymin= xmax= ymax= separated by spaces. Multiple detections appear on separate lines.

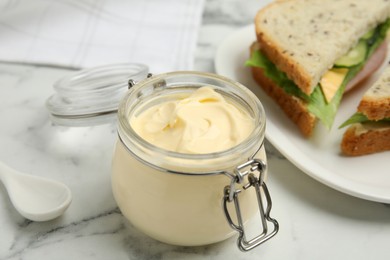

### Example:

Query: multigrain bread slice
xmin=357 ymin=72 xmax=390 ymax=120
xmin=341 ymin=66 xmax=390 ymax=156
xmin=255 ymin=0 xmax=390 ymax=95
xmin=250 ymin=43 xmax=316 ymax=137
xmin=341 ymin=124 xmax=390 ymax=156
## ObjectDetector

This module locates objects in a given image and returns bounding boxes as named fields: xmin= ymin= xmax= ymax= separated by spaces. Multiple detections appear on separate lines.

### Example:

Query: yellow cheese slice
xmin=320 ymin=68 xmax=348 ymax=103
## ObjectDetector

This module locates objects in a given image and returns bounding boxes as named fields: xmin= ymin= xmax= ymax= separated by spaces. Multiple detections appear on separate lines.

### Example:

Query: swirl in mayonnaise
xmin=130 ymin=87 xmax=254 ymax=154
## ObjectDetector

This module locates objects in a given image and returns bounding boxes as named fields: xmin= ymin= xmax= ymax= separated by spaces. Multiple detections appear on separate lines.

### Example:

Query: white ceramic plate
xmin=215 ymin=25 xmax=390 ymax=203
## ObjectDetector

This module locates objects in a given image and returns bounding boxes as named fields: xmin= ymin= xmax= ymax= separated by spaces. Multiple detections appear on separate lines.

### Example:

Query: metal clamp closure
xmin=223 ymin=159 xmax=279 ymax=251
xmin=128 ymin=73 xmax=167 ymax=91
xmin=128 ymin=73 xmax=153 ymax=89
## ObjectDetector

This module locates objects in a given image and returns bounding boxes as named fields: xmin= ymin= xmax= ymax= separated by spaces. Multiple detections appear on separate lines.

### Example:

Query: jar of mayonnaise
xmin=46 ymin=66 xmax=278 ymax=252
xmin=112 ymin=71 xmax=278 ymax=251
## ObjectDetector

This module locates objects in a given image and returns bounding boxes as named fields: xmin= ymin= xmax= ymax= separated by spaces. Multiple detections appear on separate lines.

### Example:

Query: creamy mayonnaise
xmin=130 ymin=87 xmax=254 ymax=153
xmin=112 ymin=82 xmax=266 ymax=246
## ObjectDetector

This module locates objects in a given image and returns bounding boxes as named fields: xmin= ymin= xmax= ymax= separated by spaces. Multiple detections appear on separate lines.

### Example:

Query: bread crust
xmin=255 ymin=2 xmax=313 ymax=95
xmin=251 ymin=66 xmax=316 ymax=137
xmin=358 ymin=98 xmax=390 ymax=120
xmin=341 ymin=124 xmax=390 ymax=156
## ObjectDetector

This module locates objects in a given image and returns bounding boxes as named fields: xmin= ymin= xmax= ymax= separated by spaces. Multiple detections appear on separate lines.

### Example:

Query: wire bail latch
xmin=223 ymin=159 xmax=279 ymax=251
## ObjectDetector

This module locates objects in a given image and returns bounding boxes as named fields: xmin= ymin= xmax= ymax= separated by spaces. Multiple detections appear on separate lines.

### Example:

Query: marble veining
xmin=1 ymin=0 xmax=390 ymax=259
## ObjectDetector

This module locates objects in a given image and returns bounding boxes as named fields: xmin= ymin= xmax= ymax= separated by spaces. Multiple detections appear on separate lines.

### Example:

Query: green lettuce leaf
xmin=366 ymin=18 xmax=390 ymax=58
xmin=339 ymin=113 xmax=369 ymax=128
xmin=339 ymin=113 xmax=390 ymax=128
xmin=246 ymin=51 xmax=342 ymax=129
xmin=245 ymin=51 xmax=309 ymax=101
xmin=306 ymin=85 xmax=343 ymax=129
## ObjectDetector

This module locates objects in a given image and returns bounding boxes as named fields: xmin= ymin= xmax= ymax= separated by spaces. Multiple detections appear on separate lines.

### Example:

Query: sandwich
xmin=340 ymin=64 xmax=390 ymax=156
xmin=246 ymin=0 xmax=390 ymax=137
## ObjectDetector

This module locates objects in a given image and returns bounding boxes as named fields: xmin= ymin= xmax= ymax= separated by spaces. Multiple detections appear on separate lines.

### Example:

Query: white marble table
xmin=1 ymin=0 xmax=390 ymax=259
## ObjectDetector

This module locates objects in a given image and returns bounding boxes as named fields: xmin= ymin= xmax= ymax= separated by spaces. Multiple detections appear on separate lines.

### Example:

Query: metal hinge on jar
xmin=128 ymin=73 xmax=168 ymax=90
xmin=223 ymin=159 xmax=279 ymax=251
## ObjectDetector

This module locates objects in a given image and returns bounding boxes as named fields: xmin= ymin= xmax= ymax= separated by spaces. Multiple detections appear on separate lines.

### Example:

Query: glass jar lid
xmin=46 ymin=63 xmax=149 ymax=126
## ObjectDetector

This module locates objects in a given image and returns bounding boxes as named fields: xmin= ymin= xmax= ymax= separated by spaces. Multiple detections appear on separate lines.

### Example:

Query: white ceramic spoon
xmin=0 ymin=161 xmax=72 ymax=221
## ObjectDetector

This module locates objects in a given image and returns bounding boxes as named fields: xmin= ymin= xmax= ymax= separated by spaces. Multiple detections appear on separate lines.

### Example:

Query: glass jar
xmin=111 ymin=71 xmax=278 ymax=251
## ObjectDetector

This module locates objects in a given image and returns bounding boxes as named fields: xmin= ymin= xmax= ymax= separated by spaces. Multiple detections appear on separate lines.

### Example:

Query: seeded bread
xmin=341 ymin=123 xmax=390 ymax=156
xmin=250 ymin=43 xmax=316 ymax=137
xmin=358 ymin=65 xmax=390 ymax=120
xmin=341 ymin=66 xmax=390 ymax=156
xmin=255 ymin=0 xmax=390 ymax=95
